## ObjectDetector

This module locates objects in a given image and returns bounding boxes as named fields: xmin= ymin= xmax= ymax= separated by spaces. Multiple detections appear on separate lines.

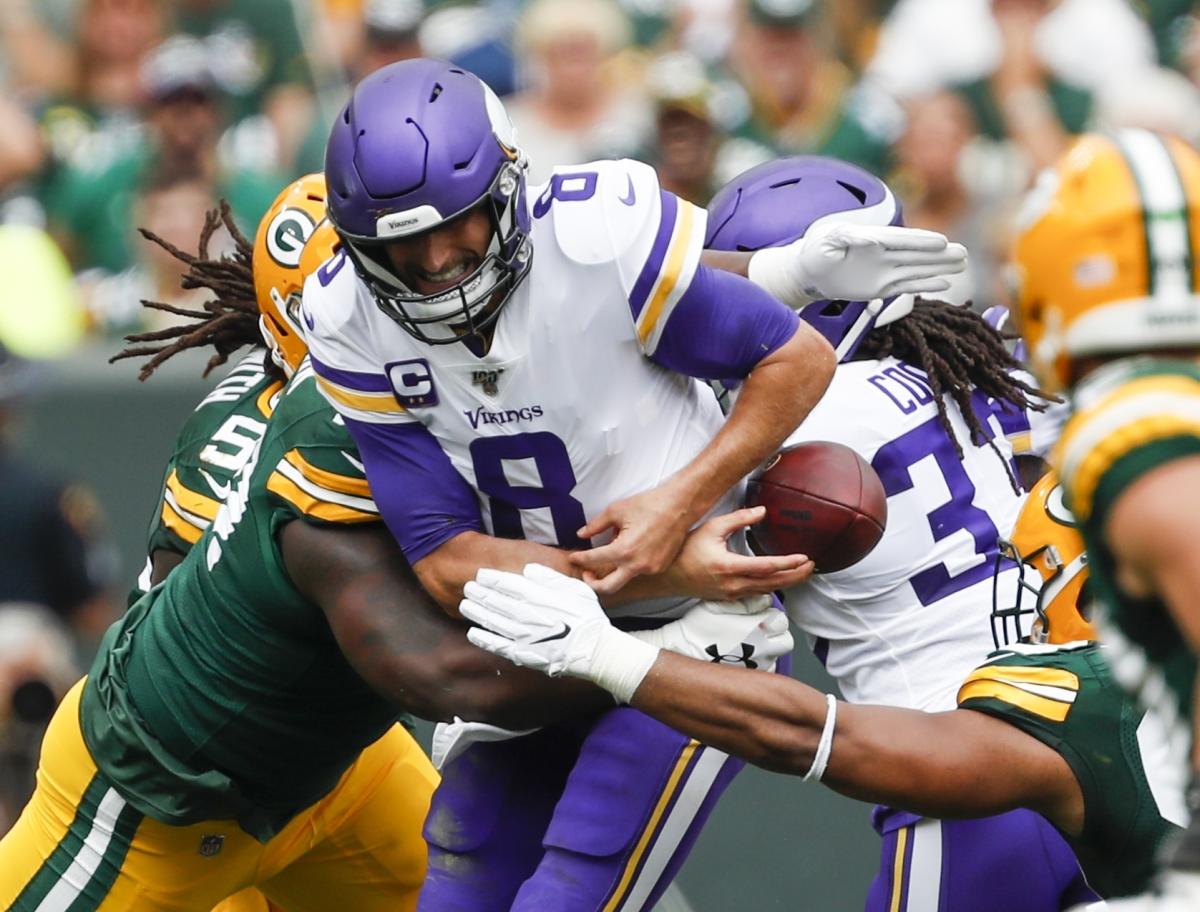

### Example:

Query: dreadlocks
xmin=856 ymin=297 xmax=1057 ymax=492
xmin=109 ymin=200 xmax=266 ymax=381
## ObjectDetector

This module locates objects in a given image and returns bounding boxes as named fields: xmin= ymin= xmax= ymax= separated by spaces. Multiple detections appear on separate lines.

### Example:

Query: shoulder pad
xmin=533 ymin=159 xmax=668 ymax=267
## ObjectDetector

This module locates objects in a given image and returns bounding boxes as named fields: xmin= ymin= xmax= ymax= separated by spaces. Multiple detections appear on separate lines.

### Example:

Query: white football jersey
xmin=783 ymin=357 xmax=1025 ymax=711
xmin=304 ymin=159 xmax=741 ymax=620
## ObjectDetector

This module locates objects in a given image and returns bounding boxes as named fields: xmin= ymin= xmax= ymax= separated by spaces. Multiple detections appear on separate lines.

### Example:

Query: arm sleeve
xmin=342 ymin=417 xmax=484 ymax=562
xmin=648 ymin=263 xmax=800 ymax=381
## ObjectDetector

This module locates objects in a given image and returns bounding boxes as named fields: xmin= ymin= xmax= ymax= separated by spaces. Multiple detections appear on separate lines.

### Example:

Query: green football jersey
xmin=1052 ymin=358 xmax=1198 ymax=789
xmin=958 ymin=642 xmax=1179 ymax=897
xmin=132 ymin=348 xmax=284 ymax=599
xmin=83 ymin=359 xmax=407 ymax=842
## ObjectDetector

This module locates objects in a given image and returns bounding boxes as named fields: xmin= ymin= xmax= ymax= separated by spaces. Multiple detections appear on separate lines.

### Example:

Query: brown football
xmin=746 ymin=441 xmax=888 ymax=573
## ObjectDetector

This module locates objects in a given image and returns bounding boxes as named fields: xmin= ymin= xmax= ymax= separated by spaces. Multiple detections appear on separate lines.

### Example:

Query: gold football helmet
xmin=992 ymin=472 xmax=1096 ymax=647
xmin=253 ymin=174 xmax=339 ymax=376
xmin=1011 ymin=129 xmax=1200 ymax=392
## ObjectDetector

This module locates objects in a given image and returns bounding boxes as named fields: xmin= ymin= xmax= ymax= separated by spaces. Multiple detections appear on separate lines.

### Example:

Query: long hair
xmin=109 ymin=200 xmax=266 ymax=381
xmin=856 ymin=298 xmax=1056 ymax=491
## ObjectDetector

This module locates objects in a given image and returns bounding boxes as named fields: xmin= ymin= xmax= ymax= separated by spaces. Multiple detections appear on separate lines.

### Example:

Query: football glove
xmin=627 ymin=597 xmax=793 ymax=672
xmin=747 ymin=223 xmax=968 ymax=307
xmin=462 ymin=564 xmax=660 ymax=703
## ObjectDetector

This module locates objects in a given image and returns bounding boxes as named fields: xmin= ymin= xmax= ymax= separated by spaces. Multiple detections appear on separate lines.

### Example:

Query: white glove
xmin=431 ymin=717 xmax=538 ymax=771
xmin=461 ymin=564 xmax=660 ymax=703
xmin=628 ymin=598 xmax=793 ymax=672
xmin=747 ymin=223 xmax=968 ymax=307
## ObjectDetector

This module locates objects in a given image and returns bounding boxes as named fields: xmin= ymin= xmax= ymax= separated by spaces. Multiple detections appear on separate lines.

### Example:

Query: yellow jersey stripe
xmin=160 ymin=500 xmax=204 ymax=544
xmin=602 ymin=740 xmax=698 ymax=912
xmin=961 ymin=664 xmax=1080 ymax=692
xmin=957 ymin=679 xmax=1074 ymax=722
xmin=165 ymin=469 xmax=221 ymax=522
xmin=889 ymin=825 xmax=910 ymax=912
xmin=266 ymin=472 xmax=378 ymax=524
xmin=283 ymin=450 xmax=372 ymax=499
xmin=637 ymin=202 xmax=697 ymax=346
xmin=316 ymin=375 xmax=406 ymax=415
xmin=255 ymin=379 xmax=285 ymax=419
xmin=1056 ymin=376 xmax=1200 ymax=518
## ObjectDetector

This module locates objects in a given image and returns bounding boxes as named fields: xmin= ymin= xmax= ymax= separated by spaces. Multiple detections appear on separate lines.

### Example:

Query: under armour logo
xmin=198 ymin=834 xmax=225 ymax=857
xmin=705 ymin=643 xmax=758 ymax=669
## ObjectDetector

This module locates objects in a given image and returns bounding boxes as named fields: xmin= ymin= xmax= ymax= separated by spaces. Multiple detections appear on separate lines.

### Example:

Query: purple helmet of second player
xmin=706 ymin=156 xmax=909 ymax=362
xmin=324 ymin=59 xmax=532 ymax=344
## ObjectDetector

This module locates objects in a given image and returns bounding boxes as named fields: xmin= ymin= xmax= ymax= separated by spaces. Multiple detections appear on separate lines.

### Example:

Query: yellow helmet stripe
xmin=1113 ymin=130 xmax=1195 ymax=303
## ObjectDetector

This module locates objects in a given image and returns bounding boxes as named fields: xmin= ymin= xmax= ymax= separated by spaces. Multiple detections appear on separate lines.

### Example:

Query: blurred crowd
xmin=0 ymin=0 xmax=1197 ymax=843
xmin=1 ymin=0 xmax=1198 ymax=354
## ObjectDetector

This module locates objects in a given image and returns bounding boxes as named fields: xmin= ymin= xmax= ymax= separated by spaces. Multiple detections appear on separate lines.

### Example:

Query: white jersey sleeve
xmin=536 ymin=159 xmax=707 ymax=356
xmin=300 ymin=252 xmax=420 ymax=427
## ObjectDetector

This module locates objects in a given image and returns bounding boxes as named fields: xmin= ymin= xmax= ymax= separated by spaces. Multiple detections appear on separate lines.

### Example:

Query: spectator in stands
xmin=641 ymin=51 xmax=772 ymax=206
xmin=0 ymin=344 xmax=117 ymax=649
xmin=47 ymin=35 xmax=280 ymax=276
xmin=889 ymin=91 xmax=1023 ymax=310
xmin=725 ymin=0 xmax=853 ymax=154
xmin=506 ymin=0 xmax=650 ymax=181
xmin=15 ymin=0 xmax=167 ymax=227
xmin=77 ymin=168 xmax=225 ymax=335
xmin=171 ymin=0 xmax=317 ymax=172
xmin=294 ymin=0 xmax=427 ymax=174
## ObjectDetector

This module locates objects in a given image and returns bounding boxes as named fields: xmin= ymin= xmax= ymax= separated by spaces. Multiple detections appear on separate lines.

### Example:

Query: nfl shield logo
xmin=198 ymin=834 xmax=225 ymax=857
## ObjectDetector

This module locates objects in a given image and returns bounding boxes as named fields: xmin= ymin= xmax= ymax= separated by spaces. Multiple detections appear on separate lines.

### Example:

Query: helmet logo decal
xmin=1044 ymin=484 xmax=1077 ymax=527
xmin=266 ymin=208 xmax=317 ymax=267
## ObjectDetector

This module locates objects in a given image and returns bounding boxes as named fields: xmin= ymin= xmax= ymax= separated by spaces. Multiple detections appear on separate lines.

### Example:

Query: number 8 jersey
xmin=304 ymin=159 xmax=798 ymax=620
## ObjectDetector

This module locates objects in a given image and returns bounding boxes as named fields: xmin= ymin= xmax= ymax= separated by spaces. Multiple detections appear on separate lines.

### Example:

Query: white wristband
xmin=803 ymin=694 xmax=838 ymax=782
xmin=589 ymin=626 xmax=661 ymax=704
xmin=748 ymin=244 xmax=817 ymax=308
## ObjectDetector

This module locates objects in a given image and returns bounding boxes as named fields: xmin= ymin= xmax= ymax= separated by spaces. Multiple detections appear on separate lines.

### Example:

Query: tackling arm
xmin=280 ymin=520 xmax=611 ymax=728
xmin=630 ymin=652 xmax=1082 ymax=833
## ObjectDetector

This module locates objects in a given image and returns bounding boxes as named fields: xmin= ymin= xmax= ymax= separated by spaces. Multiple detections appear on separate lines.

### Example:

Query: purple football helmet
xmin=706 ymin=156 xmax=910 ymax=362
xmin=325 ymin=59 xmax=532 ymax=344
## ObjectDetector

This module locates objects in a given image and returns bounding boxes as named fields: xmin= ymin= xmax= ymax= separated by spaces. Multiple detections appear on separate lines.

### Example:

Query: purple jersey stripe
xmin=310 ymin=356 xmax=392 ymax=393
xmin=628 ymin=190 xmax=679 ymax=321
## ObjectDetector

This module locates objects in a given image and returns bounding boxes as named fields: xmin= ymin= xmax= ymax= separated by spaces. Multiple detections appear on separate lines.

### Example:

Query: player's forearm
xmin=632 ymin=652 xmax=1077 ymax=829
xmin=414 ymin=531 xmax=676 ymax=612
xmin=671 ymin=324 xmax=835 ymax=520
xmin=699 ymin=249 xmax=752 ymax=277
xmin=631 ymin=651 xmax=827 ymax=773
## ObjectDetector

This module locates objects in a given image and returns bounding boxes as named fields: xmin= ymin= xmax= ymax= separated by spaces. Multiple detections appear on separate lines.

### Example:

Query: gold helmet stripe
xmin=1113 ymin=129 xmax=1195 ymax=306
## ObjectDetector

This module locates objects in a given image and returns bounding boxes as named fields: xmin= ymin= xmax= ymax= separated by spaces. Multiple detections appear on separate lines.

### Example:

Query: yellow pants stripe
xmin=889 ymin=825 xmax=911 ymax=912
xmin=602 ymin=740 xmax=698 ymax=912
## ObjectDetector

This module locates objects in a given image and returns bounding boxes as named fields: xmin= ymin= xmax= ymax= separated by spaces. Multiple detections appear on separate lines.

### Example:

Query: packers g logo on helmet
xmin=253 ymin=174 xmax=338 ymax=376
xmin=1011 ymin=129 xmax=1200 ymax=392
xmin=265 ymin=207 xmax=317 ymax=268
xmin=991 ymin=472 xmax=1095 ymax=648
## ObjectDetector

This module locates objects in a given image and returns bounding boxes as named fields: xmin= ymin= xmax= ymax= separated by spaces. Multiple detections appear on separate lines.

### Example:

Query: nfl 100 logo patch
xmin=471 ymin=368 xmax=504 ymax=396
xmin=386 ymin=358 xmax=439 ymax=408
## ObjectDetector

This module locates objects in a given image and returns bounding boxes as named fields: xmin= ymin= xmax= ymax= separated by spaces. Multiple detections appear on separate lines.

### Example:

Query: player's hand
xmin=570 ymin=482 xmax=695 ymax=595
xmin=665 ymin=506 xmax=814 ymax=600
xmin=748 ymin=223 xmax=968 ymax=307
xmin=462 ymin=564 xmax=612 ymax=677
xmin=628 ymin=597 xmax=794 ymax=672
xmin=461 ymin=564 xmax=660 ymax=702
